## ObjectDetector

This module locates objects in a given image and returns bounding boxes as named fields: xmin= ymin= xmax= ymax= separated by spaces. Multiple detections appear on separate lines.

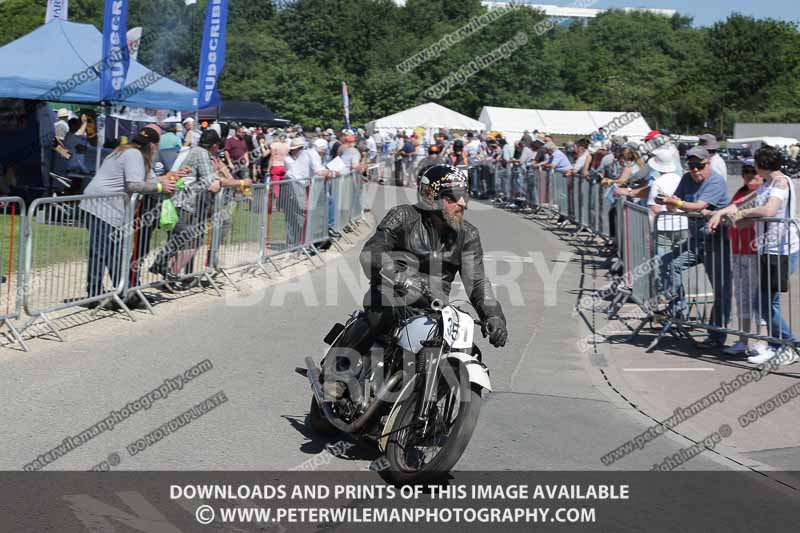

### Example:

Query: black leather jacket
xmin=360 ymin=204 xmax=506 ymax=324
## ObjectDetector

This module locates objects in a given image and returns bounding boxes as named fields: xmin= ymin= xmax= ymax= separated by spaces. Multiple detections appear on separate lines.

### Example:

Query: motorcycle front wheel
xmin=381 ymin=360 xmax=482 ymax=484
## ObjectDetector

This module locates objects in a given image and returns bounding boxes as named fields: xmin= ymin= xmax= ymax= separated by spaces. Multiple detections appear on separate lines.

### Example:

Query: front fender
xmin=447 ymin=352 xmax=492 ymax=392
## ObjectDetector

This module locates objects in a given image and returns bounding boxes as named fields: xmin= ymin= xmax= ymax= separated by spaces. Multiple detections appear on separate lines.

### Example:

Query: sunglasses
xmin=442 ymin=190 xmax=469 ymax=204
xmin=688 ymin=161 xmax=707 ymax=171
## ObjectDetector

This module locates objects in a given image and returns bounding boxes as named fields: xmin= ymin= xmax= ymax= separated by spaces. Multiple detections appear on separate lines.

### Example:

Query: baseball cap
xmin=133 ymin=126 xmax=160 ymax=145
xmin=312 ymin=138 xmax=328 ymax=151
xmin=644 ymin=130 xmax=661 ymax=142
xmin=686 ymin=146 xmax=710 ymax=160
xmin=698 ymin=134 xmax=720 ymax=150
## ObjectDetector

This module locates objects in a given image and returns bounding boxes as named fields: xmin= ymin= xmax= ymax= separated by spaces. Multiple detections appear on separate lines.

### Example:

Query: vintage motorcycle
xmin=298 ymin=266 xmax=493 ymax=484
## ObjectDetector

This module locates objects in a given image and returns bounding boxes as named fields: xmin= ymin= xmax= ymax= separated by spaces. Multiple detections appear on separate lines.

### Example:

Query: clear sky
xmin=591 ymin=0 xmax=798 ymax=27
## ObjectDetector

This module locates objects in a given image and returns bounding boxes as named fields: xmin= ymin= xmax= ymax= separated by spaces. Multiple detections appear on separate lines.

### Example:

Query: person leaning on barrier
xmin=544 ymin=141 xmax=573 ymax=225
xmin=566 ymin=138 xmax=591 ymax=180
xmin=698 ymin=134 xmax=728 ymax=182
xmin=618 ymin=144 xmax=679 ymax=205
xmin=282 ymin=137 xmax=315 ymax=249
xmin=308 ymin=138 xmax=342 ymax=242
xmin=707 ymin=146 xmax=800 ymax=366
xmin=79 ymin=125 xmax=183 ymax=308
xmin=711 ymin=163 xmax=766 ymax=358
xmin=656 ymin=146 xmax=732 ymax=350
xmin=646 ymin=147 xmax=688 ymax=256
xmin=150 ymin=129 xmax=252 ymax=282
xmin=610 ymin=146 xmax=643 ymax=187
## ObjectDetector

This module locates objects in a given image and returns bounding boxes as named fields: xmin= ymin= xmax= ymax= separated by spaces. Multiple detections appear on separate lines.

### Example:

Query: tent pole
xmin=96 ymin=104 xmax=107 ymax=172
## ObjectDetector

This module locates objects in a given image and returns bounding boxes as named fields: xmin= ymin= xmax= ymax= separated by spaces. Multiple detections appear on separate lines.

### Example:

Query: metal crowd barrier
xmin=150 ymin=188 xmax=218 ymax=291
xmin=0 ymin=158 xmax=372 ymax=350
xmin=264 ymin=177 xmax=315 ymax=263
xmin=569 ymin=174 xmax=579 ymax=224
xmin=619 ymin=200 xmax=655 ymax=304
xmin=652 ymin=212 xmax=800 ymax=349
xmin=0 ymin=198 xmax=28 ymax=350
xmin=597 ymin=183 xmax=614 ymax=239
xmin=553 ymin=172 xmax=569 ymax=217
xmin=125 ymin=192 xmax=171 ymax=312
xmin=211 ymin=184 xmax=274 ymax=286
xmin=305 ymin=177 xmax=331 ymax=255
xmin=526 ymin=167 xmax=538 ymax=208
xmin=482 ymin=155 xmax=800 ymax=353
xmin=579 ymin=177 xmax=592 ymax=231
xmin=350 ymin=172 xmax=365 ymax=226
xmin=22 ymin=193 xmax=133 ymax=340
xmin=331 ymin=172 xmax=354 ymax=236
xmin=510 ymin=165 xmax=522 ymax=201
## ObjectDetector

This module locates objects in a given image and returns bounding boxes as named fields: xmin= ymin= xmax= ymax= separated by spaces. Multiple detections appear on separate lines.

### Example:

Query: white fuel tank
xmin=396 ymin=315 xmax=437 ymax=353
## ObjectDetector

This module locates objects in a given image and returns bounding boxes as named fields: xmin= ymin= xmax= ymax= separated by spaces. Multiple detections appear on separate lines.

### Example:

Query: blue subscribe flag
xmin=197 ymin=0 xmax=229 ymax=109
xmin=101 ymin=0 xmax=130 ymax=102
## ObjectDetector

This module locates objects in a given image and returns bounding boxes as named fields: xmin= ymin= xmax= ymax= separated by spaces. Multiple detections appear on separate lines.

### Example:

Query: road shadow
xmin=281 ymin=414 xmax=382 ymax=462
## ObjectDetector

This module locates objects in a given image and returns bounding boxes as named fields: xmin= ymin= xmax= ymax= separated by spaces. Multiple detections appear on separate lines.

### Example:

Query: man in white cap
xmin=310 ymin=138 xmax=341 ymax=240
xmin=699 ymin=133 xmax=727 ymax=181
xmin=54 ymin=108 xmax=70 ymax=142
xmin=284 ymin=137 xmax=312 ymax=246
xmin=181 ymin=117 xmax=201 ymax=148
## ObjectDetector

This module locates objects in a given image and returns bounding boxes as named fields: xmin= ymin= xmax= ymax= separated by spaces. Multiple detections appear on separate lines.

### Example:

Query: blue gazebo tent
xmin=0 ymin=19 xmax=196 ymax=109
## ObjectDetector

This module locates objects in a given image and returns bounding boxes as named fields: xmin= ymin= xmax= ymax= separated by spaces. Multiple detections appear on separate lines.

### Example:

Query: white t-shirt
xmin=710 ymin=153 xmax=727 ymax=181
xmin=573 ymin=152 xmax=589 ymax=173
xmin=755 ymin=175 xmax=799 ymax=255
xmin=465 ymin=139 xmax=481 ymax=162
xmin=647 ymin=172 xmax=688 ymax=231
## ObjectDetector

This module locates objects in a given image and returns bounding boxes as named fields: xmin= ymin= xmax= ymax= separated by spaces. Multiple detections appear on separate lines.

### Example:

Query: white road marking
xmin=623 ymin=368 xmax=715 ymax=372
xmin=485 ymin=255 xmax=535 ymax=263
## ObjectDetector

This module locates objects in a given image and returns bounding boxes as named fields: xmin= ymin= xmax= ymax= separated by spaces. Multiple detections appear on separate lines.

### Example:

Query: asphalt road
xmin=1 ymin=182 xmax=750 ymax=472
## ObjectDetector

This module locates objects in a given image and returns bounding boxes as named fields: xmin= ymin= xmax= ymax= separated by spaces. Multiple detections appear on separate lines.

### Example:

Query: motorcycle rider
xmin=322 ymin=164 xmax=508 ymax=398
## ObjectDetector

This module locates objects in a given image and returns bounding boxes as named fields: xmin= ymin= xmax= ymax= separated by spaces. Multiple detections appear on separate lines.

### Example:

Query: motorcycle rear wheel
xmin=380 ymin=360 xmax=482 ymax=484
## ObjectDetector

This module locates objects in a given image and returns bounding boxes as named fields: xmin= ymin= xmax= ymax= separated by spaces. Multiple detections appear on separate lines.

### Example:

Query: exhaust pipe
xmin=305 ymin=357 xmax=403 ymax=434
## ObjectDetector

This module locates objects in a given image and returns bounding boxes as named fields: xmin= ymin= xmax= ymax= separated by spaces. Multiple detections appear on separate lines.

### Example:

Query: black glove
xmin=482 ymin=317 xmax=508 ymax=348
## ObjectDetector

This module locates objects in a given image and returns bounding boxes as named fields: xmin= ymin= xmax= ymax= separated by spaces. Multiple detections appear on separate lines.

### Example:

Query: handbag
xmin=761 ymin=254 xmax=789 ymax=293
xmin=759 ymin=184 xmax=791 ymax=293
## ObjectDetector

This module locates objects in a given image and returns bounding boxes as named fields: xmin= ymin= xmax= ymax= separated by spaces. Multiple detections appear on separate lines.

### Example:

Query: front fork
xmin=413 ymin=343 xmax=445 ymax=435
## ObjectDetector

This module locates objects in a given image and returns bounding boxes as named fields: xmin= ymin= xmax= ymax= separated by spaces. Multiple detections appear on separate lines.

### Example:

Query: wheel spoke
xmin=396 ymin=372 xmax=463 ymax=472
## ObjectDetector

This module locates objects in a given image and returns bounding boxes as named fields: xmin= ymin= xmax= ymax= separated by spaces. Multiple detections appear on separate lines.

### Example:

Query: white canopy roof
xmin=727 ymin=136 xmax=798 ymax=148
xmin=478 ymin=106 xmax=653 ymax=142
xmin=367 ymin=102 xmax=485 ymax=133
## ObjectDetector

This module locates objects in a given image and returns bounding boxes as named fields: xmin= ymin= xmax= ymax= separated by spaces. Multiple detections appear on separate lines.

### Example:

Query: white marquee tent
xmin=478 ymin=106 xmax=653 ymax=142
xmin=727 ymin=136 xmax=799 ymax=149
xmin=366 ymin=102 xmax=486 ymax=134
